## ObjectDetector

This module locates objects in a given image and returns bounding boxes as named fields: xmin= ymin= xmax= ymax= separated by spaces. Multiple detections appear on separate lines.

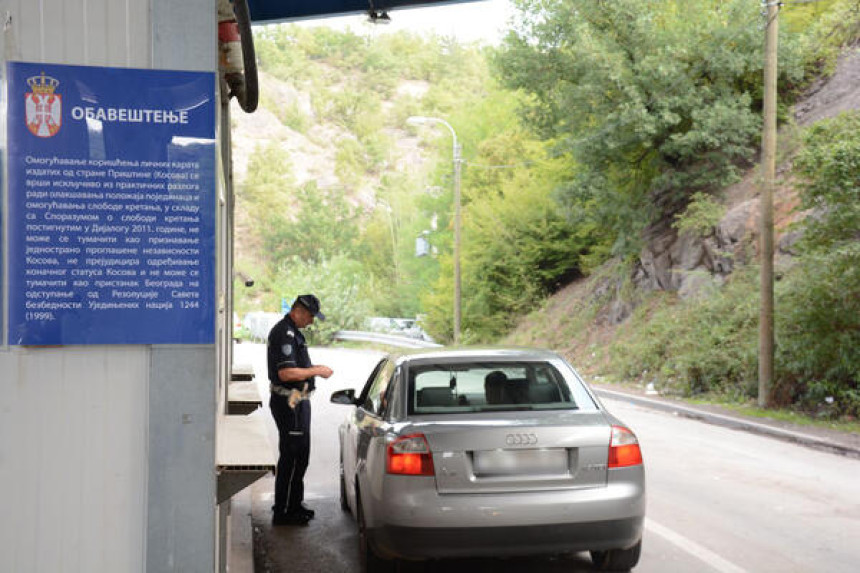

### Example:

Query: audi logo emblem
xmin=505 ymin=433 xmax=538 ymax=446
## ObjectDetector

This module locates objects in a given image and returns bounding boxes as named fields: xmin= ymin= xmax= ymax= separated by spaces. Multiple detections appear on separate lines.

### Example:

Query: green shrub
xmin=280 ymin=101 xmax=310 ymax=133
xmin=608 ymin=268 xmax=760 ymax=398
xmin=773 ymin=112 xmax=860 ymax=417
xmin=794 ymin=112 xmax=860 ymax=252
xmin=774 ymin=246 xmax=860 ymax=417
xmin=334 ymin=137 xmax=366 ymax=182
xmin=673 ymin=192 xmax=726 ymax=238
xmin=799 ymin=378 xmax=860 ymax=419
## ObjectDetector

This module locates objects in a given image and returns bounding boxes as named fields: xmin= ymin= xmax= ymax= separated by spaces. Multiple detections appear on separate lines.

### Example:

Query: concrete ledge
xmin=228 ymin=380 xmax=263 ymax=415
xmin=231 ymin=363 xmax=255 ymax=381
xmin=217 ymin=414 xmax=276 ymax=503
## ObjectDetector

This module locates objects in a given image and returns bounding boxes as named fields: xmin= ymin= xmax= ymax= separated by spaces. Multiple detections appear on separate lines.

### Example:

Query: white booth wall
xmin=0 ymin=1 xmax=221 ymax=572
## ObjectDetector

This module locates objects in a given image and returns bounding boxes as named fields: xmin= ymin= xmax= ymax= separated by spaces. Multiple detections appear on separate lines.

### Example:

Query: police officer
xmin=267 ymin=294 xmax=333 ymax=526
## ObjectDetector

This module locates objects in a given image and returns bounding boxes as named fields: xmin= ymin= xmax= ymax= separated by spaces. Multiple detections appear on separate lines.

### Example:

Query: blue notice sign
xmin=6 ymin=62 xmax=216 ymax=345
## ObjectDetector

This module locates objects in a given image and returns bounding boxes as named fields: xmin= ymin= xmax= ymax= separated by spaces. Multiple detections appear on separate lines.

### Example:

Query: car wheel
xmin=339 ymin=462 xmax=349 ymax=512
xmin=590 ymin=539 xmax=642 ymax=571
xmin=357 ymin=495 xmax=395 ymax=573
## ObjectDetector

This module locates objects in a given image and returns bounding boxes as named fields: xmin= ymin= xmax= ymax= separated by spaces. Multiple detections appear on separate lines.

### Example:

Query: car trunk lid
xmin=407 ymin=412 xmax=611 ymax=494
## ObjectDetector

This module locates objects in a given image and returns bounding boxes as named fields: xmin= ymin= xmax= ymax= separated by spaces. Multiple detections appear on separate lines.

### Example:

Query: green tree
xmin=355 ymin=171 xmax=442 ymax=318
xmin=267 ymin=254 xmax=374 ymax=344
xmin=415 ymin=89 xmax=590 ymax=342
xmin=263 ymin=180 xmax=360 ymax=264
xmin=775 ymin=112 xmax=860 ymax=415
xmin=461 ymin=170 xmax=590 ymax=340
xmin=494 ymin=0 xmax=806 ymax=257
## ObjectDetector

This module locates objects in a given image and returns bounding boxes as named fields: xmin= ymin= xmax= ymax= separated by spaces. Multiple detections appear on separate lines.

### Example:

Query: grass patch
xmin=688 ymin=398 xmax=860 ymax=434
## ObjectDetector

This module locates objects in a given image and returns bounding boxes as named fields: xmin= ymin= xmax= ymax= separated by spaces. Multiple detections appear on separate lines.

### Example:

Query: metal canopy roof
xmin=247 ymin=0 xmax=477 ymax=23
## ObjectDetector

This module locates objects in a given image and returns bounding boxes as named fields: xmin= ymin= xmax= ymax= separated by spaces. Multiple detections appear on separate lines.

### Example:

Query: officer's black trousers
xmin=270 ymin=394 xmax=311 ymax=514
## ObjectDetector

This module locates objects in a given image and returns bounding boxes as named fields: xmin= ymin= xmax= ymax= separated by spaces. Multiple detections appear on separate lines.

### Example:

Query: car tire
xmin=357 ymin=495 xmax=395 ymax=573
xmin=339 ymin=462 xmax=350 ymax=512
xmin=590 ymin=539 xmax=642 ymax=571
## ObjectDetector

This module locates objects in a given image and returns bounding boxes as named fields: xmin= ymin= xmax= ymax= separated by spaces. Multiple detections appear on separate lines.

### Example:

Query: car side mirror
xmin=330 ymin=388 xmax=357 ymax=405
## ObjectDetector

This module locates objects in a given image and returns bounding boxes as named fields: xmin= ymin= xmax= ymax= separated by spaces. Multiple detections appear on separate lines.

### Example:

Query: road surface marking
xmin=646 ymin=517 xmax=748 ymax=573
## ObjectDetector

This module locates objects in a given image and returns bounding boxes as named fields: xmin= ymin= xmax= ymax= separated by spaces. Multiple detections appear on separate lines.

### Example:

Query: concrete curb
xmin=594 ymin=387 xmax=860 ymax=460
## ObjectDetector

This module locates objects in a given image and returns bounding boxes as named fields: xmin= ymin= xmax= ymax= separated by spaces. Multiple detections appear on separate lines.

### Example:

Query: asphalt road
xmin=235 ymin=344 xmax=860 ymax=572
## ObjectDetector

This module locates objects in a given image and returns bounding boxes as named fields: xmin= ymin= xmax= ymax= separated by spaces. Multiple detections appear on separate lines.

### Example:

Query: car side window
xmin=384 ymin=369 xmax=403 ymax=419
xmin=361 ymin=359 xmax=395 ymax=417
xmin=356 ymin=358 xmax=386 ymax=406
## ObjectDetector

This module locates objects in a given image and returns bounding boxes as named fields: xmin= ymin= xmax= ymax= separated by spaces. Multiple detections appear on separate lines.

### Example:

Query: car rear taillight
xmin=608 ymin=425 xmax=643 ymax=468
xmin=387 ymin=434 xmax=435 ymax=476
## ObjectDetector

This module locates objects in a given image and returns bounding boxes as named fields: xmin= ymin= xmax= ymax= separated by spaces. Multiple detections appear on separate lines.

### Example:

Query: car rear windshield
xmin=407 ymin=361 xmax=597 ymax=415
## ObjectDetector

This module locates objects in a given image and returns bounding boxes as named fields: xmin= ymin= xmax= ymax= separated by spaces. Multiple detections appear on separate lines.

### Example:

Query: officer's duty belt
xmin=269 ymin=383 xmax=314 ymax=400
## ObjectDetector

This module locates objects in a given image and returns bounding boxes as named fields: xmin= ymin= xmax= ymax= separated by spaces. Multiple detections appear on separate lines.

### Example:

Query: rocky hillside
xmin=230 ymin=71 xmax=430 ymax=191
xmin=231 ymin=71 xmax=339 ymax=188
xmin=590 ymin=45 xmax=860 ymax=326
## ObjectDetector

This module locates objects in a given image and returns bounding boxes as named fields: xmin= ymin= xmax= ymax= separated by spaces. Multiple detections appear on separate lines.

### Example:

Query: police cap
xmin=295 ymin=294 xmax=326 ymax=321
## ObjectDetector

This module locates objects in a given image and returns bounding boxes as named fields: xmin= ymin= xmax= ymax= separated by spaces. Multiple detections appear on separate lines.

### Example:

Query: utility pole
xmin=759 ymin=1 xmax=779 ymax=408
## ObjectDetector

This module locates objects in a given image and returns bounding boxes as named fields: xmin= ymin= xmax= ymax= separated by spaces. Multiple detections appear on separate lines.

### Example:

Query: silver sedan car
xmin=330 ymin=347 xmax=646 ymax=571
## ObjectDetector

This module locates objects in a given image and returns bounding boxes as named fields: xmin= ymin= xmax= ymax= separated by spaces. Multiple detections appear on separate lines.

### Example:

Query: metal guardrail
xmin=333 ymin=330 xmax=442 ymax=349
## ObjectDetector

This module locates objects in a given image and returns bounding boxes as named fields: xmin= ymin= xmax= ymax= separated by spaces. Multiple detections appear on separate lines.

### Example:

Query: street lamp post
xmin=407 ymin=116 xmax=462 ymax=344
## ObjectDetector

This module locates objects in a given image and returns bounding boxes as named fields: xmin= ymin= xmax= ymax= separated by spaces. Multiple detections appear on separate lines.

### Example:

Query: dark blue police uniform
xmin=267 ymin=313 xmax=315 ymax=518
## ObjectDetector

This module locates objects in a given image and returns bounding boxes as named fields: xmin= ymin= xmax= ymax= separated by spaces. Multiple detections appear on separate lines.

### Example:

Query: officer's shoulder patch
xmin=281 ymin=344 xmax=293 ymax=357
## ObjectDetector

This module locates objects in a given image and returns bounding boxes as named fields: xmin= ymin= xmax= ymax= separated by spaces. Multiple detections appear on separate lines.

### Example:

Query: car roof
xmin=388 ymin=346 xmax=565 ymax=366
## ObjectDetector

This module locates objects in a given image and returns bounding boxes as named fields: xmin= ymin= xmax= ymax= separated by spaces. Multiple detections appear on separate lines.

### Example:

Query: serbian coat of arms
xmin=25 ymin=72 xmax=62 ymax=138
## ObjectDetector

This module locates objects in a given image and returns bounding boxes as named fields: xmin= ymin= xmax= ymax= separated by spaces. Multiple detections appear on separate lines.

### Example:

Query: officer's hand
xmin=315 ymin=365 xmax=334 ymax=378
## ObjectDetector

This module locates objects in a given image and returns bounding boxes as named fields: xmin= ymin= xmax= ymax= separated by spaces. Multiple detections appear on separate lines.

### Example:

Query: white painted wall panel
xmin=0 ymin=0 xmax=155 ymax=571
xmin=127 ymin=1 xmax=151 ymax=69
xmin=83 ymin=0 xmax=111 ymax=66
xmin=11 ymin=0 xmax=42 ymax=60
xmin=57 ymin=0 xmax=86 ymax=64
xmin=3 ymin=0 xmax=151 ymax=68
xmin=42 ymin=0 xmax=74 ymax=64
xmin=0 ymin=348 xmax=149 ymax=573
xmin=2 ymin=0 xmax=220 ymax=570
